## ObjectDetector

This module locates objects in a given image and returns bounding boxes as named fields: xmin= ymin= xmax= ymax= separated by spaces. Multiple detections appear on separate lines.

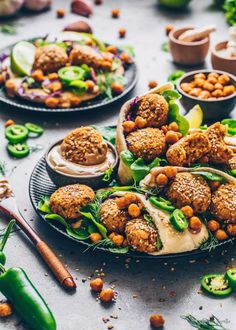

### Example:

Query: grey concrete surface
xmin=0 ymin=0 xmax=236 ymax=329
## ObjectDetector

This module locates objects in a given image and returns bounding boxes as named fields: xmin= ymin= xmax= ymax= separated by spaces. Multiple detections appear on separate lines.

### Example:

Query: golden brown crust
xmin=69 ymin=45 xmax=108 ymax=69
xmin=34 ymin=45 xmax=68 ymax=73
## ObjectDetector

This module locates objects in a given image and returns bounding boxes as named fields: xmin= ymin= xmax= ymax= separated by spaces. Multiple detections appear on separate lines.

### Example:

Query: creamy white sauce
xmin=47 ymin=144 xmax=116 ymax=176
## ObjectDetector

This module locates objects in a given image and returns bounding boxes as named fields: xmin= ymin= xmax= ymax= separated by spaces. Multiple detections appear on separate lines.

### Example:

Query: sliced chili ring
xmin=201 ymin=274 xmax=232 ymax=297
xmin=149 ymin=196 xmax=175 ymax=212
xmin=169 ymin=209 xmax=188 ymax=232
xmin=58 ymin=66 xmax=85 ymax=84
xmin=7 ymin=143 xmax=30 ymax=158
xmin=25 ymin=123 xmax=44 ymax=137
xmin=225 ymin=268 xmax=236 ymax=290
xmin=5 ymin=125 xmax=28 ymax=143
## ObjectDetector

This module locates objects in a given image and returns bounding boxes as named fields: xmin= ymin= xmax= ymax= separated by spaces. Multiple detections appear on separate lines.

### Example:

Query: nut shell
xmin=64 ymin=20 xmax=92 ymax=33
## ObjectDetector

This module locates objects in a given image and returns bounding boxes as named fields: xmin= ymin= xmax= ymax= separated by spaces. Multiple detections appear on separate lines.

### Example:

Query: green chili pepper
xmin=225 ymin=269 xmax=236 ymax=290
xmin=201 ymin=274 xmax=232 ymax=297
xmin=5 ymin=124 xmax=28 ymax=143
xmin=7 ymin=143 xmax=30 ymax=158
xmin=0 ymin=266 xmax=56 ymax=330
xmin=25 ymin=122 xmax=44 ymax=137
xmin=0 ymin=220 xmax=15 ymax=265
xmin=149 ymin=196 xmax=175 ymax=212
xmin=169 ymin=209 xmax=188 ymax=231
xmin=58 ymin=66 xmax=85 ymax=84
xmin=70 ymin=80 xmax=88 ymax=95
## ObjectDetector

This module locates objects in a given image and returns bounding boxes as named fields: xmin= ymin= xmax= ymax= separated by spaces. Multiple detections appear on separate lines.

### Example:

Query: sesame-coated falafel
xmin=61 ymin=127 xmax=108 ymax=166
xmin=125 ymin=218 xmax=158 ymax=253
xmin=210 ymin=184 xmax=236 ymax=223
xmin=49 ymin=184 xmax=94 ymax=220
xmin=69 ymin=45 xmax=108 ymax=69
xmin=136 ymin=94 xmax=169 ymax=127
xmin=166 ymin=172 xmax=211 ymax=213
xmin=34 ymin=45 xmax=68 ymax=74
xmin=99 ymin=198 xmax=130 ymax=233
xmin=126 ymin=127 xmax=166 ymax=161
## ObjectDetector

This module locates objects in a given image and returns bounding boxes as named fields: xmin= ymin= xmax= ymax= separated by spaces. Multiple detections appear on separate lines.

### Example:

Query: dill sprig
xmin=0 ymin=161 xmax=7 ymax=176
xmin=84 ymin=238 xmax=114 ymax=252
xmin=182 ymin=314 xmax=229 ymax=330
xmin=200 ymin=230 xmax=219 ymax=252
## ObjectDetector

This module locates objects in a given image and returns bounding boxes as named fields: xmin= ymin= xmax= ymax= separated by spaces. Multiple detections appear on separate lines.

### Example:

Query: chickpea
xmin=122 ymin=120 xmax=136 ymax=133
xmin=194 ymin=73 xmax=206 ymax=80
xmin=90 ymin=278 xmax=104 ymax=292
xmin=180 ymin=206 xmax=193 ymax=219
xmin=156 ymin=173 xmax=168 ymax=186
xmin=124 ymin=193 xmax=137 ymax=204
xmin=120 ymin=52 xmax=133 ymax=64
xmin=116 ymin=197 xmax=128 ymax=209
xmin=189 ymin=88 xmax=202 ymax=97
xmin=48 ymin=73 xmax=58 ymax=80
xmin=0 ymin=74 xmax=5 ymax=85
xmin=194 ymin=78 xmax=205 ymax=87
xmin=106 ymin=45 xmax=117 ymax=54
xmin=218 ymin=74 xmax=230 ymax=85
xmin=165 ymin=130 xmax=179 ymax=144
xmin=111 ymin=234 xmax=124 ymax=246
xmin=148 ymin=80 xmax=158 ymax=89
xmin=150 ymin=314 xmax=165 ymax=328
xmin=92 ymin=85 xmax=99 ymax=94
xmin=165 ymin=24 xmax=174 ymax=36
xmin=47 ymin=81 xmax=62 ymax=93
xmin=168 ymin=122 xmax=179 ymax=132
xmin=89 ymin=233 xmax=102 ymax=243
xmin=101 ymin=60 xmax=112 ymax=70
xmin=211 ymin=89 xmax=223 ymax=98
xmin=214 ymin=82 xmax=223 ymax=90
xmin=45 ymin=97 xmax=59 ymax=108
xmin=176 ymin=132 xmax=182 ymax=139
xmin=85 ymin=80 xmax=95 ymax=92
xmin=208 ymin=72 xmax=219 ymax=79
xmin=198 ymin=90 xmax=210 ymax=99
xmin=209 ymin=180 xmax=221 ymax=191
xmin=56 ymin=8 xmax=65 ymax=18
xmin=161 ymin=125 xmax=169 ymax=134
xmin=207 ymin=76 xmax=218 ymax=84
xmin=134 ymin=116 xmax=147 ymax=129
xmin=128 ymin=203 xmax=141 ymax=218
xmin=223 ymin=85 xmax=236 ymax=97
xmin=227 ymin=224 xmax=236 ymax=236
xmin=207 ymin=220 xmax=220 ymax=232
xmin=0 ymin=302 xmax=13 ymax=317
xmin=111 ymin=81 xmax=124 ymax=94
xmin=70 ymin=95 xmax=81 ymax=107
xmin=164 ymin=166 xmax=177 ymax=179
xmin=202 ymin=82 xmax=214 ymax=92
xmin=71 ymin=220 xmax=82 ymax=229
xmin=32 ymin=69 xmax=45 ymax=82
xmin=84 ymin=39 xmax=93 ymax=47
xmin=189 ymin=216 xmax=202 ymax=231
xmin=111 ymin=8 xmax=120 ymax=18
xmin=180 ymin=83 xmax=192 ymax=93
xmin=215 ymin=229 xmax=228 ymax=241
xmin=119 ymin=28 xmax=126 ymax=38
xmin=4 ymin=119 xmax=15 ymax=128
xmin=108 ymin=232 xmax=116 ymax=239
xmin=99 ymin=288 xmax=115 ymax=303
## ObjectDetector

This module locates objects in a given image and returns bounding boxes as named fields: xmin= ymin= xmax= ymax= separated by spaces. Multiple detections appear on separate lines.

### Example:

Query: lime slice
xmin=11 ymin=41 xmax=35 ymax=77
xmin=184 ymin=104 xmax=203 ymax=129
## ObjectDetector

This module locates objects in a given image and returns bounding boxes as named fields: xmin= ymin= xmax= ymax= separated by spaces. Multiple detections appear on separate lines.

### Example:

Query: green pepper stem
xmin=0 ymin=220 xmax=15 ymax=251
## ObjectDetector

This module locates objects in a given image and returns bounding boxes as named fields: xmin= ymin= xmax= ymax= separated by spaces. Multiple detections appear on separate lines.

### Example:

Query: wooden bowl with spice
xmin=211 ymin=41 xmax=236 ymax=76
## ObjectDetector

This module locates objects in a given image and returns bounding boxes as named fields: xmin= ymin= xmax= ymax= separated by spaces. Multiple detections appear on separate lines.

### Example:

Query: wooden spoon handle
xmin=36 ymin=240 xmax=76 ymax=290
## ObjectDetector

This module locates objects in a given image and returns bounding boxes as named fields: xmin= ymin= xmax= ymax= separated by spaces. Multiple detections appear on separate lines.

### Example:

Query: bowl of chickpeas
xmin=177 ymin=70 xmax=236 ymax=120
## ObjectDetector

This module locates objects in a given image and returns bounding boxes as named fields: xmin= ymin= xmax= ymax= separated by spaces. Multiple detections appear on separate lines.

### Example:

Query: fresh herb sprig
xmin=0 ymin=24 xmax=17 ymax=35
xmin=182 ymin=314 xmax=229 ymax=330
xmin=102 ymin=167 xmax=113 ymax=182
xmin=0 ymin=161 xmax=7 ymax=177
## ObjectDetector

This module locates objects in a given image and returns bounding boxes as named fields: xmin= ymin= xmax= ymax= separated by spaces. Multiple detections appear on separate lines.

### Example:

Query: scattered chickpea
xmin=111 ymin=81 xmax=124 ymax=94
xmin=150 ymin=314 xmax=165 ymax=328
xmin=85 ymin=80 xmax=95 ymax=92
xmin=89 ymin=233 xmax=102 ymax=243
xmin=211 ymin=89 xmax=223 ymax=98
xmin=164 ymin=166 xmax=177 ymax=179
xmin=99 ymin=288 xmax=115 ymax=303
xmin=165 ymin=130 xmax=179 ymax=144
xmin=148 ymin=80 xmax=158 ymax=89
xmin=156 ymin=173 xmax=168 ymax=186
xmin=0 ymin=302 xmax=13 ymax=317
xmin=194 ymin=78 xmax=205 ymax=87
xmin=119 ymin=28 xmax=126 ymax=38
xmin=165 ymin=24 xmax=174 ymax=36
xmin=214 ymin=82 xmax=223 ymax=90
xmin=32 ymin=69 xmax=45 ymax=82
xmin=56 ymin=8 xmax=65 ymax=18
xmin=4 ymin=119 xmax=15 ymax=128
xmin=111 ymin=234 xmax=124 ymax=246
xmin=120 ymin=52 xmax=133 ymax=64
xmin=181 ymin=206 xmax=194 ymax=219
xmin=48 ymin=73 xmax=58 ymax=80
xmin=47 ymin=81 xmax=62 ymax=93
xmin=181 ymin=83 xmax=192 ymax=93
xmin=90 ymin=278 xmax=104 ymax=292
xmin=106 ymin=45 xmax=117 ymax=54
xmin=207 ymin=220 xmax=220 ymax=232
xmin=209 ymin=181 xmax=221 ymax=191
xmin=128 ymin=203 xmax=141 ymax=218
xmin=208 ymin=72 xmax=219 ymax=79
xmin=124 ymin=193 xmax=137 ymax=204
xmin=122 ymin=120 xmax=136 ymax=133
xmin=218 ymin=74 xmax=230 ymax=85
xmin=168 ymin=122 xmax=179 ymax=132
xmin=70 ymin=95 xmax=81 ymax=106
xmin=207 ymin=76 xmax=218 ymax=85
xmin=92 ymin=85 xmax=99 ymax=94
xmin=194 ymin=73 xmax=206 ymax=80
xmin=227 ymin=224 xmax=236 ymax=237
xmin=189 ymin=88 xmax=202 ymax=97
xmin=189 ymin=216 xmax=202 ymax=231
xmin=215 ymin=229 xmax=228 ymax=241
xmin=135 ymin=116 xmax=147 ymax=129
xmin=111 ymin=8 xmax=120 ymax=18
xmin=223 ymin=85 xmax=235 ymax=97
xmin=116 ymin=197 xmax=128 ymax=209
xmin=202 ymin=82 xmax=214 ymax=92
xmin=45 ymin=97 xmax=59 ymax=108
xmin=198 ymin=91 xmax=210 ymax=99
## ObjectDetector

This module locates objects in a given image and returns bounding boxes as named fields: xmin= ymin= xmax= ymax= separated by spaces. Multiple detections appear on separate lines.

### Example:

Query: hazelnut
xmin=90 ymin=278 xmax=103 ymax=292
xmin=99 ymin=288 xmax=115 ymax=303
xmin=150 ymin=314 xmax=165 ymax=328
xmin=71 ymin=0 xmax=93 ymax=17
xmin=64 ymin=20 xmax=92 ymax=33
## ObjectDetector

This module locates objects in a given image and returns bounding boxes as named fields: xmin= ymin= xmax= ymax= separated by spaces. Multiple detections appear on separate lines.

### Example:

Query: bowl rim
xmin=176 ymin=69 xmax=236 ymax=103
xmin=169 ymin=26 xmax=209 ymax=46
xmin=45 ymin=138 xmax=119 ymax=180
xmin=211 ymin=40 xmax=236 ymax=62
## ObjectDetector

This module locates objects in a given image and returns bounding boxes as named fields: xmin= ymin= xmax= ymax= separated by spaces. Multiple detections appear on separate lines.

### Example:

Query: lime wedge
xmin=11 ymin=41 xmax=35 ymax=77
xmin=184 ymin=104 xmax=203 ymax=129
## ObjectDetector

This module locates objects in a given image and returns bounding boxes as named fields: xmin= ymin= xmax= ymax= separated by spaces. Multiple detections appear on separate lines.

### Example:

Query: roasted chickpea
xmin=120 ymin=52 xmax=133 ymax=64
xmin=128 ymin=203 xmax=141 ymax=218
xmin=99 ymin=288 xmax=115 ymax=303
xmin=209 ymin=180 xmax=221 ymax=191
xmin=168 ymin=122 xmax=179 ymax=132
xmin=124 ymin=193 xmax=137 ymax=204
xmin=211 ymin=89 xmax=223 ymax=98
xmin=135 ymin=116 xmax=147 ymax=129
xmin=111 ymin=81 xmax=124 ymax=94
xmin=180 ymin=83 xmax=192 ymax=93
xmin=0 ymin=74 xmax=4 ymax=85
xmin=56 ymin=8 xmax=65 ymax=18
xmin=223 ymin=85 xmax=236 ymax=97
xmin=0 ymin=303 xmax=13 ymax=317
xmin=45 ymin=97 xmax=59 ymax=108
xmin=165 ymin=130 xmax=179 ymax=144
xmin=198 ymin=90 xmax=210 ymax=99
xmin=70 ymin=95 xmax=81 ymax=107
xmin=207 ymin=220 xmax=220 ymax=232
xmin=111 ymin=234 xmax=125 ymax=246
xmin=165 ymin=24 xmax=174 ymax=36
xmin=122 ymin=120 xmax=136 ymax=133
xmin=194 ymin=73 xmax=206 ymax=80
xmin=207 ymin=76 xmax=218 ymax=84
xmin=189 ymin=216 xmax=202 ymax=231
xmin=90 ymin=278 xmax=104 ymax=292
xmin=89 ymin=233 xmax=102 ymax=243
xmin=161 ymin=125 xmax=169 ymax=134
xmin=202 ymin=82 xmax=214 ymax=92
xmin=156 ymin=173 xmax=168 ymax=186
xmin=218 ymin=74 xmax=230 ymax=85
xmin=32 ymin=69 xmax=45 ymax=82
xmin=180 ymin=206 xmax=193 ymax=219
xmin=111 ymin=8 xmax=120 ymax=18
xmin=148 ymin=80 xmax=158 ymax=89
xmin=150 ymin=314 xmax=165 ymax=328
xmin=119 ymin=28 xmax=126 ymax=38
xmin=189 ymin=88 xmax=202 ymax=97
xmin=4 ymin=119 xmax=15 ymax=128
xmin=208 ymin=72 xmax=219 ymax=79
xmin=215 ymin=229 xmax=228 ymax=241
xmin=227 ymin=224 xmax=236 ymax=236
xmin=106 ymin=45 xmax=117 ymax=54
xmin=214 ymin=82 xmax=223 ymax=90
xmin=47 ymin=81 xmax=62 ymax=93
xmin=194 ymin=78 xmax=205 ymax=87
xmin=164 ymin=166 xmax=177 ymax=179
xmin=48 ymin=73 xmax=58 ymax=80
xmin=85 ymin=80 xmax=95 ymax=92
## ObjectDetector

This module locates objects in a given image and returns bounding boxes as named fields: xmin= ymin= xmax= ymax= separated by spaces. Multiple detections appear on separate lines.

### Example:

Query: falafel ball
xmin=61 ymin=127 xmax=108 ymax=166
xmin=228 ymin=155 xmax=236 ymax=170
xmin=69 ymin=45 xmax=106 ymax=69
xmin=99 ymin=198 xmax=130 ymax=233
xmin=166 ymin=172 xmax=211 ymax=213
xmin=210 ymin=184 xmax=236 ymax=223
xmin=34 ymin=45 xmax=68 ymax=74
xmin=126 ymin=127 xmax=166 ymax=161
xmin=49 ymin=184 xmax=94 ymax=220
xmin=125 ymin=218 xmax=158 ymax=253
xmin=136 ymin=94 xmax=169 ymax=127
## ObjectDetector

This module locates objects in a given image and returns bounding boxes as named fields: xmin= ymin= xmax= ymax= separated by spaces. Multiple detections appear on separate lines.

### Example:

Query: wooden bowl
xmin=211 ymin=41 xmax=236 ymax=76
xmin=169 ymin=27 xmax=210 ymax=66
xmin=177 ymin=70 xmax=236 ymax=120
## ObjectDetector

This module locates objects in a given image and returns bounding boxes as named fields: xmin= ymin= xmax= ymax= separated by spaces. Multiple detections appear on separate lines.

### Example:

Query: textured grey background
xmin=0 ymin=0 xmax=236 ymax=329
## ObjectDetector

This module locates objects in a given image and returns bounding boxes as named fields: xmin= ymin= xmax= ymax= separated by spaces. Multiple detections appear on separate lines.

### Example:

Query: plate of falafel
xmin=29 ymin=82 xmax=236 ymax=258
xmin=0 ymin=32 xmax=137 ymax=112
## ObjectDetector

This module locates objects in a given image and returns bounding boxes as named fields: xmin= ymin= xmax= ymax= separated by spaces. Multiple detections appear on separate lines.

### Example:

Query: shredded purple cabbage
xmin=90 ymin=68 xmax=97 ymax=83
xmin=0 ymin=53 xmax=9 ymax=63
xmin=130 ymin=96 xmax=139 ymax=108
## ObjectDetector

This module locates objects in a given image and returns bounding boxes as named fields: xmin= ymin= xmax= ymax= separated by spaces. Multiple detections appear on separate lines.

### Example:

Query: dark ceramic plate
xmin=0 ymin=41 xmax=138 ymax=113
xmin=29 ymin=156 xmax=235 ymax=259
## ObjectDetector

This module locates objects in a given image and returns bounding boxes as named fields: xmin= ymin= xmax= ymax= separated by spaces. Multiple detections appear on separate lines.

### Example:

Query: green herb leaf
xmin=182 ymin=314 xmax=229 ymax=330
xmin=130 ymin=158 xmax=150 ymax=183
xmin=120 ymin=150 xmax=135 ymax=166
xmin=66 ymin=227 xmax=89 ymax=240
xmin=0 ymin=161 xmax=7 ymax=177
xmin=192 ymin=171 xmax=225 ymax=182
xmin=112 ymin=58 xmax=122 ymax=71
xmin=161 ymin=89 xmax=182 ymax=102
xmin=161 ymin=41 xmax=169 ymax=52
xmin=224 ymin=0 xmax=236 ymax=26
xmin=168 ymin=100 xmax=189 ymax=136
xmin=93 ymin=126 xmax=116 ymax=145
xmin=103 ymin=167 xmax=114 ymax=182
xmin=38 ymin=196 xmax=51 ymax=213
xmin=119 ymin=45 xmax=135 ymax=57
xmin=0 ymin=24 xmax=17 ymax=35
xmin=221 ymin=118 xmax=236 ymax=136
xmin=156 ymin=237 xmax=163 ymax=250
xmin=45 ymin=213 xmax=68 ymax=228
xmin=80 ymin=211 xmax=108 ymax=238
xmin=167 ymin=70 xmax=185 ymax=87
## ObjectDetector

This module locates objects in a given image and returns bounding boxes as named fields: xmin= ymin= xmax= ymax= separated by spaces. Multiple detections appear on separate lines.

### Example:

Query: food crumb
xmin=102 ymin=317 xmax=110 ymax=324
xmin=107 ymin=325 xmax=114 ymax=330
